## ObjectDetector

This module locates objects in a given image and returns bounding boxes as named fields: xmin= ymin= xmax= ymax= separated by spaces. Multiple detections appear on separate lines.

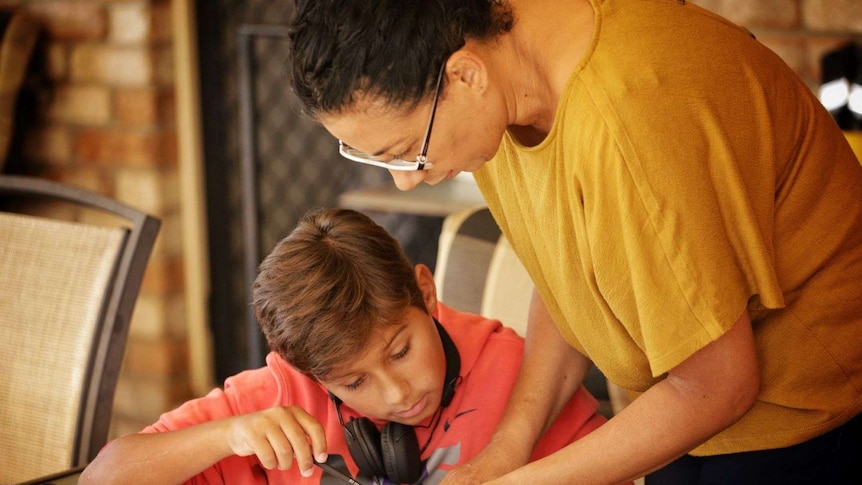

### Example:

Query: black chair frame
xmin=0 ymin=174 xmax=160 ymax=465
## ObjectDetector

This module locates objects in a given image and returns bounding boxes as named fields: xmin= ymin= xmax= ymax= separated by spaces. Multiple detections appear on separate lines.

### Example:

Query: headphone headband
xmin=434 ymin=317 xmax=461 ymax=408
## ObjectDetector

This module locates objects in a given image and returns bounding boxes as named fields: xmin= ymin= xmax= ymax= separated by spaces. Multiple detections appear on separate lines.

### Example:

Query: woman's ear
xmin=414 ymin=263 xmax=438 ymax=314
xmin=446 ymin=49 xmax=488 ymax=94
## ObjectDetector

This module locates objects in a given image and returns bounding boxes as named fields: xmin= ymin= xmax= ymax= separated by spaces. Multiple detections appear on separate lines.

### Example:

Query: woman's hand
xmin=225 ymin=405 xmax=327 ymax=476
xmin=440 ymin=432 xmax=528 ymax=484
xmin=441 ymin=290 xmax=591 ymax=484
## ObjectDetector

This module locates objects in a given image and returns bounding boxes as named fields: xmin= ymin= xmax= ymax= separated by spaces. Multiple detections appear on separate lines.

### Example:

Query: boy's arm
xmin=442 ymin=289 xmax=592 ymax=484
xmin=79 ymin=406 xmax=328 ymax=485
xmin=79 ymin=418 xmax=240 ymax=485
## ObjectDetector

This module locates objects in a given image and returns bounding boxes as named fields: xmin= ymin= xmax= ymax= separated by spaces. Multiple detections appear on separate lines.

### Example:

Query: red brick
xmin=692 ymin=0 xmax=800 ymax=30
xmin=23 ymin=1 xmax=106 ymax=41
xmin=150 ymin=0 xmax=173 ymax=43
xmin=802 ymin=0 xmax=862 ymax=33
xmin=122 ymin=336 xmax=189 ymax=377
xmin=159 ymin=88 xmax=177 ymax=124
xmin=70 ymin=44 xmax=154 ymax=86
xmin=104 ymin=0 xmax=171 ymax=44
xmin=22 ymin=125 xmax=73 ymax=165
xmin=139 ymin=255 xmax=186 ymax=296
xmin=46 ymin=84 xmax=112 ymax=125
xmin=74 ymin=128 xmax=176 ymax=167
xmin=152 ymin=44 xmax=175 ymax=86
xmin=115 ymin=165 xmax=179 ymax=214
xmin=756 ymin=34 xmax=811 ymax=83
xmin=112 ymin=371 xmax=193 ymax=425
xmin=115 ymin=87 xmax=175 ymax=126
xmin=108 ymin=2 xmax=151 ymax=44
xmin=130 ymin=293 xmax=170 ymax=338
xmin=44 ymin=42 xmax=68 ymax=81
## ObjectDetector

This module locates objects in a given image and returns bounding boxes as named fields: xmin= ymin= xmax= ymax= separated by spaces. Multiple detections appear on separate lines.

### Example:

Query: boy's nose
xmin=381 ymin=374 xmax=410 ymax=406
xmin=389 ymin=170 xmax=424 ymax=191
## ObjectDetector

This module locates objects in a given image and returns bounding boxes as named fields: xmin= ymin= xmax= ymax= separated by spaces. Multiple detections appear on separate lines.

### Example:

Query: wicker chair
xmin=0 ymin=175 xmax=160 ymax=484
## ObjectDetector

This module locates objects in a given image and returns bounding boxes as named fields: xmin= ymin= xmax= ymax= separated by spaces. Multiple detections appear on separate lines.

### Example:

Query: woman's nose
xmin=389 ymin=170 xmax=424 ymax=191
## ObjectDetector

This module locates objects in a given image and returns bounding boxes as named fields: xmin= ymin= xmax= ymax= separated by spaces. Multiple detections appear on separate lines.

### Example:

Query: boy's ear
xmin=414 ymin=264 xmax=438 ymax=314
xmin=446 ymin=49 xmax=488 ymax=94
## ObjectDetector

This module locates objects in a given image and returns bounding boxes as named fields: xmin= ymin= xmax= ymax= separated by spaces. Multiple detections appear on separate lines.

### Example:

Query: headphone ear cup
xmin=381 ymin=422 xmax=422 ymax=484
xmin=344 ymin=417 xmax=386 ymax=479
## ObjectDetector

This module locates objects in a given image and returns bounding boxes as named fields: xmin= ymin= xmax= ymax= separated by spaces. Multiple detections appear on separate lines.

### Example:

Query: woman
xmin=287 ymin=0 xmax=862 ymax=483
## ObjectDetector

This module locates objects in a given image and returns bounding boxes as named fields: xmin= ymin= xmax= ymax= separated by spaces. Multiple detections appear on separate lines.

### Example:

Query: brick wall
xmin=5 ymin=0 xmax=192 ymax=438
xmin=2 ymin=0 xmax=860 ymax=444
xmin=692 ymin=0 xmax=862 ymax=88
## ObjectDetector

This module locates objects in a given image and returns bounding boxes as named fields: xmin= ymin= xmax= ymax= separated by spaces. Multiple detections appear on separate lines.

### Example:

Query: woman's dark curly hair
xmin=288 ymin=0 xmax=514 ymax=117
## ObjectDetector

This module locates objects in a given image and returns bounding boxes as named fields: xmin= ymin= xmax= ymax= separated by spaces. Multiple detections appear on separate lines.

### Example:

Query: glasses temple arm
xmin=418 ymin=63 xmax=447 ymax=160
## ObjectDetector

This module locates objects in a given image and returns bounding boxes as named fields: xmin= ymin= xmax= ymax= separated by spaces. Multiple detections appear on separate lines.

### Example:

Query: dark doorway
xmin=196 ymin=0 xmax=442 ymax=383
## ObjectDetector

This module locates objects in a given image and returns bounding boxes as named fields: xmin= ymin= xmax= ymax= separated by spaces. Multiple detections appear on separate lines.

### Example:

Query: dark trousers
xmin=646 ymin=413 xmax=862 ymax=485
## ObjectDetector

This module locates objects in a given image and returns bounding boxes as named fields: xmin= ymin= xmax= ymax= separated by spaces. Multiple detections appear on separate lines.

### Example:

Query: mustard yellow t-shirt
xmin=475 ymin=0 xmax=862 ymax=455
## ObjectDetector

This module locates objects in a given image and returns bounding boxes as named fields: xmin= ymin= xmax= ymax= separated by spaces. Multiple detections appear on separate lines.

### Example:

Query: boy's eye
xmin=341 ymin=344 xmax=410 ymax=390
xmin=345 ymin=376 xmax=365 ymax=391
xmin=392 ymin=344 xmax=410 ymax=360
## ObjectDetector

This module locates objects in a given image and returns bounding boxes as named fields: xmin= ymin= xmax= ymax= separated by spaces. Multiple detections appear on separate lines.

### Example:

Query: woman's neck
xmin=497 ymin=0 xmax=595 ymax=143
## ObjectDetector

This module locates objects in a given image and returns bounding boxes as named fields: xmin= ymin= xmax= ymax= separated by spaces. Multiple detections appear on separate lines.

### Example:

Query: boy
xmin=81 ymin=208 xmax=606 ymax=484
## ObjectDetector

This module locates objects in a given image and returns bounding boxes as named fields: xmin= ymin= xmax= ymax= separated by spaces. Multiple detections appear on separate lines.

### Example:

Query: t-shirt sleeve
xmin=139 ymin=368 xmax=282 ymax=484
xmin=142 ymin=387 xmax=237 ymax=434
xmin=585 ymin=94 xmax=785 ymax=377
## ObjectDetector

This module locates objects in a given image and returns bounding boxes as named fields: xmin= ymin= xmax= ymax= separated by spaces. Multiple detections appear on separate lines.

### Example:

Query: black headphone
xmin=329 ymin=318 xmax=461 ymax=484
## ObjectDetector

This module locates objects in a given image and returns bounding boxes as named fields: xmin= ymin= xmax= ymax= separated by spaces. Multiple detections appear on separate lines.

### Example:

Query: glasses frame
xmin=338 ymin=62 xmax=447 ymax=171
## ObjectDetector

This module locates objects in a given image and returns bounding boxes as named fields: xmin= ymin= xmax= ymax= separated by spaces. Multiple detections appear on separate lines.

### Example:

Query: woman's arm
xmin=79 ymin=406 xmax=327 ymax=485
xmin=495 ymin=309 xmax=760 ymax=484
xmin=442 ymin=289 xmax=593 ymax=484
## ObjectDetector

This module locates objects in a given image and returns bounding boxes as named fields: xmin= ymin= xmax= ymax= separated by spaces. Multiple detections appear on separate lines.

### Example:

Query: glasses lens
xmin=340 ymin=144 xmax=383 ymax=162
xmin=339 ymin=143 xmax=420 ymax=169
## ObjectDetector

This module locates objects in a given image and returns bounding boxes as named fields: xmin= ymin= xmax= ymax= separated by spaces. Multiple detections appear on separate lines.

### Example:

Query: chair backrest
xmin=434 ymin=205 xmax=502 ymax=316
xmin=435 ymin=206 xmax=534 ymax=335
xmin=0 ymin=175 xmax=160 ymax=484
xmin=480 ymin=235 xmax=534 ymax=336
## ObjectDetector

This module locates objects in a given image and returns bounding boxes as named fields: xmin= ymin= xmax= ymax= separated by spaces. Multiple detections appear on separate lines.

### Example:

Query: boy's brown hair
xmin=252 ymin=208 xmax=427 ymax=380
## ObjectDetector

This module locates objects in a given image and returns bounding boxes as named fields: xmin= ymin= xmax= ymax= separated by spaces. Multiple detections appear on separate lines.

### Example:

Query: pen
xmin=315 ymin=460 xmax=362 ymax=485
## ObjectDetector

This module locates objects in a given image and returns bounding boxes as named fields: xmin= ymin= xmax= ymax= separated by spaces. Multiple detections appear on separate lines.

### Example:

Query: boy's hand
xmin=225 ymin=405 xmax=327 ymax=477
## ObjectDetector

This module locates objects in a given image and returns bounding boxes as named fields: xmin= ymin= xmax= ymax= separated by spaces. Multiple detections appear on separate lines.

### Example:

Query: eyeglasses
xmin=337 ymin=62 xmax=446 ymax=171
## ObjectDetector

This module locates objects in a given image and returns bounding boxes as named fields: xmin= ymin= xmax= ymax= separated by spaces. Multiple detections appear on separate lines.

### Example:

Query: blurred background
xmin=0 ymin=0 xmax=859 ymax=441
